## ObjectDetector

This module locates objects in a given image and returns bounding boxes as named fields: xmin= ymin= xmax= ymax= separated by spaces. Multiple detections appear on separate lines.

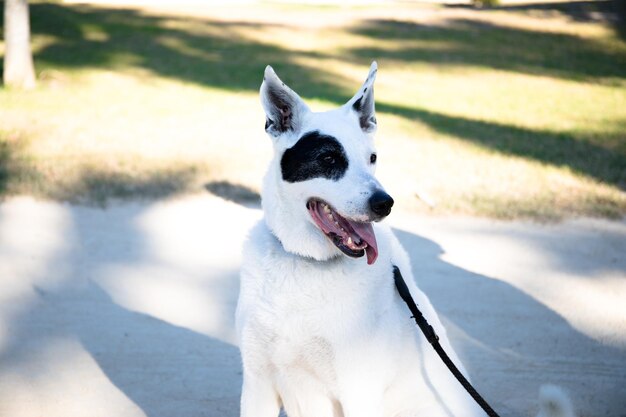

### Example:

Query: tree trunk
xmin=3 ymin=0 xmax=36 ymax=89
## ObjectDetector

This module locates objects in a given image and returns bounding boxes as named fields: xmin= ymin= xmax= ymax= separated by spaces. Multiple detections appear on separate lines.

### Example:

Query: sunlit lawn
xmin=1 ymin=0 xmax=625 ymax=219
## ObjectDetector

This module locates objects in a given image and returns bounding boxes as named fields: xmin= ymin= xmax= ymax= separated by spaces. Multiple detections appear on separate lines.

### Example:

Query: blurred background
xmin=1 ymin=0 xmax=625 ymax=219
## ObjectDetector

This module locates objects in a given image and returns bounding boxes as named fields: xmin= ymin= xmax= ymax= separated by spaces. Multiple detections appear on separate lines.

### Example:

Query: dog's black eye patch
xmin=281 ymin=130 xmax=348 ymax=183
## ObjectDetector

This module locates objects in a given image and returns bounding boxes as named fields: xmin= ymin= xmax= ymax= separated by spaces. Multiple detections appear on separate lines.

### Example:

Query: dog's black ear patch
xmin=281 ymin=131 xmax=349 ymax=183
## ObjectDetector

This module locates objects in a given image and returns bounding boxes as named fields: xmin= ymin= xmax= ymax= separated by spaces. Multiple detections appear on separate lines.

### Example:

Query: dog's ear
xmin=346 ymin=61 xmax=378 ymax=133
xmin=260 ymin=66 xmax=309 ymax=138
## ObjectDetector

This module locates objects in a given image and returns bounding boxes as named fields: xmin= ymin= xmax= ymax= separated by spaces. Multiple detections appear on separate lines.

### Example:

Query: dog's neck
xmin=261 ymin=161 xmax=341 ymax=262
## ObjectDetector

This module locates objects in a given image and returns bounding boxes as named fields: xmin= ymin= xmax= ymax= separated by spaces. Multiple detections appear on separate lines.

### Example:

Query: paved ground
xmin=0 ymin=194 xmax=624 ymax=417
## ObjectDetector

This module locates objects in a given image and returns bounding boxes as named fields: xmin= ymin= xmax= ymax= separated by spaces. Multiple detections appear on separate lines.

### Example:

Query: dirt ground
xmin=0 ymin=194 xmax=624 ymax=417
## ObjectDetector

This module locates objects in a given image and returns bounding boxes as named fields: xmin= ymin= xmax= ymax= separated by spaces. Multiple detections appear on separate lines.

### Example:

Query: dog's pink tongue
xmin=349 ymin=221 xmax=378 ymax=265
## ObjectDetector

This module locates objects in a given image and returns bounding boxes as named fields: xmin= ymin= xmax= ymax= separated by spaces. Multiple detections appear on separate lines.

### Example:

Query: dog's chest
xmin=249 ymin=257 xmax=386 ymax=345
xmin=238 ymin=224 xmax=398 ymax=385
xmin=244 ymin=266 xmax=390 ymax=391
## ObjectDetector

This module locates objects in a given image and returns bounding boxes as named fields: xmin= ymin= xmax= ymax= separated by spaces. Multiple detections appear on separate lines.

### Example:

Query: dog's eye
xmin=370 ymin=153 xmax=377 ymax=164
xmin=322 ymin=155 xmax=336 ymax=165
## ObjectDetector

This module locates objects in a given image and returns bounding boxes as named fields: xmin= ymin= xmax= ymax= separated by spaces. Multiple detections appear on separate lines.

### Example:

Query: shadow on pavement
xmin=0 ymin=199 xmax=624 ymax=416
xmin=394 ymin=227 xmax=626 ymax=416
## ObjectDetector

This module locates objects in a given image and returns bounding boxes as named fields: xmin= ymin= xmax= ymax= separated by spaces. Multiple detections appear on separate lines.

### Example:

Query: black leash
xmin=392 ymin=265 xmax=501 ymax=417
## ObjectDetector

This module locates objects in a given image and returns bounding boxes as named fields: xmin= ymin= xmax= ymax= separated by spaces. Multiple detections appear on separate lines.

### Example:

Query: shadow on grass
xmin=57 ymin=165 xmax=201 ymax=205
xmin=446 ymin=0 xmax=626 ymax=41
xmin=349 ymin=18 xmax=626 ymax=83
xmin=0 ymin=143 xmax=203 ymax=204
xmin=0 ymin=138 xmax=12 ymax=195
xmin=28 ymin=3 xmax=356 ymax=102
xmin=28 ymin=4 xmax=626 ymax=91
xmin=0 ymin=134 xmax=41 ymax=197
xmin=377 ymin=103 xmax=626 ymax=189
xmin=2 ymin=3 xmax=624 ymax=205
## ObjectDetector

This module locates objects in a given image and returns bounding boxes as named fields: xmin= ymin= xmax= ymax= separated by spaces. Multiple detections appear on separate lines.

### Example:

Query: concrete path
xmin=0 ymin=195 xmax=624 ymax=417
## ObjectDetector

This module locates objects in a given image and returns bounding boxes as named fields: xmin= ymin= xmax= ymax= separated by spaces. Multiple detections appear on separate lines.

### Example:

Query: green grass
xmin=0 ymin=0 xmax=625 ymax=219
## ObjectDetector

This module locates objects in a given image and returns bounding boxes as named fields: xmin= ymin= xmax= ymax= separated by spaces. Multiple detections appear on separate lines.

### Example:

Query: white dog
xmin=236 ymin=63 xmax=573 ymax=417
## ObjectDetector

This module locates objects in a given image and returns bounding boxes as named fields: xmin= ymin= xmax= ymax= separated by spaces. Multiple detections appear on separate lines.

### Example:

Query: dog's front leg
xmin=240 ymin=372 xmax=281 ymax=417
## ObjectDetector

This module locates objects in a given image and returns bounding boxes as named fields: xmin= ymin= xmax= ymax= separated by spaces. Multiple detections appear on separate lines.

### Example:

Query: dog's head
xmin=260 ymin=62 xmax=393 ymax=265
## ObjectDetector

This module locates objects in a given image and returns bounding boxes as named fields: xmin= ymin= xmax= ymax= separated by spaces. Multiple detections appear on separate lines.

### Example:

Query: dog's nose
xmin=369 ymin=190 xmax=394 ymax=217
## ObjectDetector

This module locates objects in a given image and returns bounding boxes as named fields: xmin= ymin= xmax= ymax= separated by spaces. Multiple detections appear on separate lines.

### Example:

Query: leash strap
xmin=392 ymin=266 xmax=501 ymax=417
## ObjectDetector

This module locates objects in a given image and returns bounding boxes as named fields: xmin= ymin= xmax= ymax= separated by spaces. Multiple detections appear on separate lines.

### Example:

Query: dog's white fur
xmin=236 ymin=63 xmax=573 ymax=417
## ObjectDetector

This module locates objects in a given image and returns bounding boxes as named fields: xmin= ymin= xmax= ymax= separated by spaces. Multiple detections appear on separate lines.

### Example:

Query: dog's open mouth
xmin=307 ymin=199 xmax=378 ymax=265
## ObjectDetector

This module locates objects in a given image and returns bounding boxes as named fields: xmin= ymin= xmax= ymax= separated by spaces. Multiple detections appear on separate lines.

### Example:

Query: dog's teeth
xmin=347 ymin=237 xmax=353 ymax=245
xmin=327 ymin=214 xmax=334 ymax=221
xmin=323 ymin=205 xmax=331 ymax=213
